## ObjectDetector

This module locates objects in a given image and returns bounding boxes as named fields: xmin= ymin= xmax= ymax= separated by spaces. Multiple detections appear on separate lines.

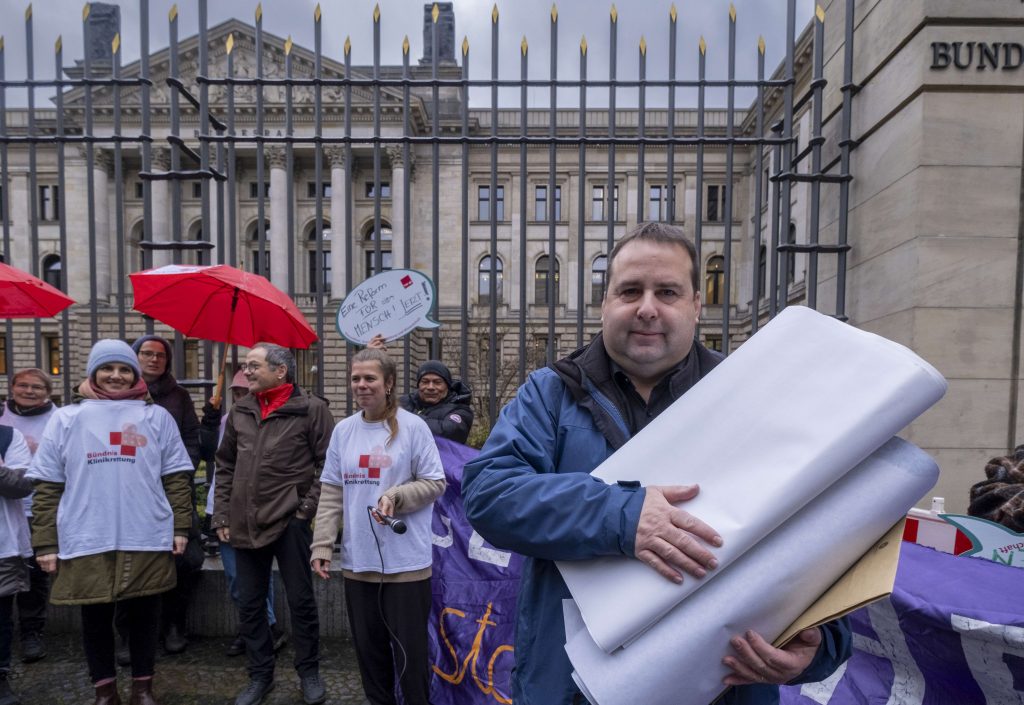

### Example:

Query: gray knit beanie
xmin=87 ymin=339 xmax=142 ymax=380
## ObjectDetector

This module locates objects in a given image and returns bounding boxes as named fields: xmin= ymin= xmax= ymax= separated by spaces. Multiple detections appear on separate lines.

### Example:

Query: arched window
xmin=478 ymin=255 xmax=504 ymax=306
xmin=704 ymin=255 xmax=725 ymax=305
xmin=305 ymin=221 xmax=332 ymax=294
xmin=186 ymin=222 xmax=205 ymax=266
xmin=363 ymin=221 xmax=393 ymax=277
xmin=42 ymin=254 xmax=62 ymax=291
xmin=306 ymin=220 xmax=332 ymax=241
xmin=591 ymin=255 xmax=608 ymax=305
xmin=535 ymin=255 xmax=560 ymax=306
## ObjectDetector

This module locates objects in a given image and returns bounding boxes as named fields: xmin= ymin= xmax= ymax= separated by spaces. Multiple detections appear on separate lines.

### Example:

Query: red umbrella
xmin=0 ymin=261 xmax=76 ymax=318
xmin=129 ymin=264 xmax=318 ymax=349
xmin=131 ymin=264 xmax=318 ymax=408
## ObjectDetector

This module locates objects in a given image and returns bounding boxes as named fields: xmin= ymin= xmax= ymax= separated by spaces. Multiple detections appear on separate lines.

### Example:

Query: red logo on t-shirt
xmin=359 ymin=454 xmax=381 ymax=479
xmin=110 ymin=424 xmax=148 ymax=456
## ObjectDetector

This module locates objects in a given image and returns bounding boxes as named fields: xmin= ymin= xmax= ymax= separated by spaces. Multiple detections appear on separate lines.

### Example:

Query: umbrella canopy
xmin=129 ymin=264 xmax=318 ymax=349
xmin=0 ymin=261 xmax=76 ymax=318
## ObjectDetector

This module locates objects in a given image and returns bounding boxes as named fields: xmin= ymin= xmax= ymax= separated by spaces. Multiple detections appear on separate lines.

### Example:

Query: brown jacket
xmin=212 ymin=385 xmax=334 ymax=549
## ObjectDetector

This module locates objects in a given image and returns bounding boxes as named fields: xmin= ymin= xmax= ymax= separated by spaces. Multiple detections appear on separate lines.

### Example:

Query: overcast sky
xmin=1 ymin=0 xmax=816 ymax=109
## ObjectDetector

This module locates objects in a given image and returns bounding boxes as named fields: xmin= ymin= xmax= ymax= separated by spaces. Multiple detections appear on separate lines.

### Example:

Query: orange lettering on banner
xmin=433 ymin=602 xmax=514 ymax=704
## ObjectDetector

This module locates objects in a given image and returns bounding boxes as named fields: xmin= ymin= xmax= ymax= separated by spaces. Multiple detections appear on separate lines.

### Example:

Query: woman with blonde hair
xmin=27 ymin=340 xmax=193 ymax=705
xmin=311 ymin=348 xmax=445 ymax=705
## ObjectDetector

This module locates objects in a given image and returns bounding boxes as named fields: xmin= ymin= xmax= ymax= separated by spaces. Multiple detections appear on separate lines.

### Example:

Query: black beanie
xmin=416 ymin=360 xmax=453 ymax=387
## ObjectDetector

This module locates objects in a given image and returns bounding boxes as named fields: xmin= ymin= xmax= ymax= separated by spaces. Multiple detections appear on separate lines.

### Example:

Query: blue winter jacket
xmin=462 ymin=338 xmax=852 ymax=705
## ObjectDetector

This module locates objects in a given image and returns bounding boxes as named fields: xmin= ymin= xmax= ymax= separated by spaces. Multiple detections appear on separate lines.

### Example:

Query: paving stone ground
xmin=5 ymin=632 xmax=368 ymax=705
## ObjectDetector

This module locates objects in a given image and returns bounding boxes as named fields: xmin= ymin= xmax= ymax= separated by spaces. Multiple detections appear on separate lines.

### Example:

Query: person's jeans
xmin=234 ymin=518 xmax=319 ymax=682
xmin=81 ymin=595 xmax=161 ymax=682
xmin=220 ymin=542 xmax=276 ymax=626
xmin=15 ymin=556 xmax=49 ymax=636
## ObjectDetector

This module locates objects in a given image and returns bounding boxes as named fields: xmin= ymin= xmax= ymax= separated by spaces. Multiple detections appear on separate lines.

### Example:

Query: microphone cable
xmin=365 ymin=505 xmax=408 ymax=686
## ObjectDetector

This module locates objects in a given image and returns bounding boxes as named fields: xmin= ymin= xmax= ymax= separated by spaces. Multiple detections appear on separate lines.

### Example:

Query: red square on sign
xmin=122 ymin=445 xmax=137 ymax=457
xmin=368 ymin=467 xmax=381 ymax=479
xmin=401 ymin=275 xmax=413 ymax=288
xmin=359 ymin=455 xmax=370 ymax=468
xmin=110 ymin=432 xmax=123 ymax=445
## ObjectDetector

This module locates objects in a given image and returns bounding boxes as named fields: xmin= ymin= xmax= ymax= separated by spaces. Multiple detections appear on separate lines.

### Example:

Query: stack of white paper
xmin=565 ymin=437 xmax=939 ymax=705
xmin=557 ymin=306 xmax=947 ymax=653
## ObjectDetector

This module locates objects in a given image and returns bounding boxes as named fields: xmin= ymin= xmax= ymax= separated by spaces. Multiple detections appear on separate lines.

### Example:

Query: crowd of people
xmin=0 ymin=329 xmax=472 ymax=705
xmin=7 ymin=222 xmax=961 ymax=705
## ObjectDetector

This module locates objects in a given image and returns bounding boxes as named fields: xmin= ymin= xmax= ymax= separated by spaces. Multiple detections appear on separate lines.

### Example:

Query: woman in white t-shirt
xmin=27 ymin=339 xmax=194 ymax=705
xmin=311 ymin=348 xmax=446 ymax=705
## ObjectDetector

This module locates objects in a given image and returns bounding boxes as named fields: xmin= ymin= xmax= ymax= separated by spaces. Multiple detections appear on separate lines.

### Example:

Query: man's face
xmin=11 ymin=375 xmax=49 ymax=408
xmin=417 ymin=373 xmax=449 ymax=406
xmin=244 ymin=348 xmax=286 ymax=394
xmin=601 ymin=239 xmax=701 ymax=389
xmin=137 ymin=341 xmax=168 ymax=381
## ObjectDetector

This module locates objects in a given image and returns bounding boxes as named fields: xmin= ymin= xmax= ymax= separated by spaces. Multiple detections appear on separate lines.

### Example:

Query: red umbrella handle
xmin=209 ymin=289 xmax=241 ymax=409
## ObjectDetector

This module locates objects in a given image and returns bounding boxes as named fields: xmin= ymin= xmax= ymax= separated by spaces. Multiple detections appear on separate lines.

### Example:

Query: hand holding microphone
xmin=364 ymin=504 xmax=403 ymax=532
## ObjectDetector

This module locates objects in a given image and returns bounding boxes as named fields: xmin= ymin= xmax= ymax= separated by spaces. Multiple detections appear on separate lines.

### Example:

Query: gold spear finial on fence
xmin=639 ymin=36 xmax=646 ymax=56
xmin=169 ymin=4 xmax=177 ymax=22
xmin=551 ymin=4 xmax=558 ymax=22
xmin=758 ymin=35 xmax=765 ymax=55
xmin=670 ymin=4 xmax=677 ymax=22
xmin=25 ymin=5 xmax=32 ymax=21
xmin=699 ymin=36 xmax=707 ymax=55
xmin=112 ymin=32 xmax=120 ymax=55
xmin=344 ymin=36 xmax=351 ymax=56
xmin=492 ymin=4 xmax=498 ymax=23
xmin=462 ymin=36 xmax=469 ymax=56
xmin=403 ymin=35 xmax=410 ymax=55
xmin=255 ymin=3 xmax=262 ymax=22
xmin=729 ymin=3 xmax=736 ymax=22
xmin=82 ymin=3 xmax=89 ymax=21
xmin=610 ymin=4 xmax=617 ymax=23
xmin=431 ymin=3 xmax=439 ymax=23
xmin=314 ymin=4 xmax=321 ymax=23
xmin=521 ymin=36 xmax=528 ymax=56
xmin=54 ymin=36 xmax=61 ymax=53
xmin=580 ymin=36 xmax=587 ymax=55
xmin=0 ymin=38 xmax=4 ymax=52
xmin=373 ymin=4 xmax=380 ymax=23
xmin=226 ymin=33 xmax=234 ymax=55
xmin=285 ymin=35 xmax=293 ymax=55
xmin=816 ymin=5 xmax=825 ymax=22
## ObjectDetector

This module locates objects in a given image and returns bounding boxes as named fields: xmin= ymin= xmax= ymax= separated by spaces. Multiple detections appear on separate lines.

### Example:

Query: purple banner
xmin=430 ymin=437 xmax=522 ymax=705
xmin=781 ymin=542 xmax=1024 ymax=705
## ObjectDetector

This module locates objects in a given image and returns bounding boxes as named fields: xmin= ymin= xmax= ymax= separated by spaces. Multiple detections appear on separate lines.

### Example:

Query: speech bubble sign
xmin=335 ymin=269 xmax=440 ymax=344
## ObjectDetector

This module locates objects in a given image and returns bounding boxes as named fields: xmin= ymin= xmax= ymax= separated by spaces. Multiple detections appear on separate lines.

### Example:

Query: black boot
xmin=0 ymin=672 xmax=22 ymax=705
xmin=162 ymin=624 xmax=187 ymax=654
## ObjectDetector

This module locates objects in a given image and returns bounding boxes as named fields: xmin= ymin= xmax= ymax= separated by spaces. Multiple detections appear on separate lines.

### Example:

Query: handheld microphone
xmin=368 ymin=506 xmax=407 ymax=534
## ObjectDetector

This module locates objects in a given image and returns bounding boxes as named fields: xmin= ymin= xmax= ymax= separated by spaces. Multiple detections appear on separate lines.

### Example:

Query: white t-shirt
xmin=321 ymin=408 xmax=444 ymax=574
xmin=26 ymin=400 xmax=194 ymax=560
xmin=0 ymin=427 xmax=33 ymax=559
xmin=0 ymin=403 xmax=58 ymax=516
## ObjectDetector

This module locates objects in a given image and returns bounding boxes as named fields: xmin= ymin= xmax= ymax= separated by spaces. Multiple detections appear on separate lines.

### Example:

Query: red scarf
xmin=78 ymin=378 xmax=150 ymax=401
xmin=254 ymin=383 xmax=294 ymax=419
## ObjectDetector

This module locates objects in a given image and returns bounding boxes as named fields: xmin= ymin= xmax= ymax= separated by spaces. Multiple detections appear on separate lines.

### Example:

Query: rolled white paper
xmin=557 ymin=306 xmax=947 ymax=652
xmin=565 ymin=437 xmax=940 ymax=705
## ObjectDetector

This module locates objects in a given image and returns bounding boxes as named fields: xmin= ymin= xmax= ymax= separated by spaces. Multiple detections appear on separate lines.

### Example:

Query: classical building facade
xmin=1 ymin=0 xmax=1022 ymax=512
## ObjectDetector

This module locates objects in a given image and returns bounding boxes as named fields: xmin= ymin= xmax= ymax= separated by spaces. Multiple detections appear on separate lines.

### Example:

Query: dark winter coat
xmin=146 ymin=372 xmax=201 ymax=469
xmin=0 ymin=464 xmax=33 ymax=597
xmin=212 ymin=385 xmax=334 ymax=549
xmin=399 ymin=380 xmax=474 ymax=444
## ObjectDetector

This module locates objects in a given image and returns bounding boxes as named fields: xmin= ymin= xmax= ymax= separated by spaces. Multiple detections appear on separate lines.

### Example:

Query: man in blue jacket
xmin=462 ymin=222 xmax=851 ymax=705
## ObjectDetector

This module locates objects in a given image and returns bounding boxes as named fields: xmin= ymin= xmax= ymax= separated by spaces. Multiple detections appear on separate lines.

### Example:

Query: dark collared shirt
xmin=610 ymin=356 xmax=693 ymax=436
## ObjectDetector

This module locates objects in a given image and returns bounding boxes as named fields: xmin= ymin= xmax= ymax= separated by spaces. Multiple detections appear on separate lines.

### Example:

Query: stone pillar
xmin=386 ymin=146 xmax=408 ymax=271
xmin=267 ymin=146 xmax=288 ymax=289
xmin=92 ymin=149 xmax=112 ymax=298
xmin=151 ymin=148 xmax=172 ymax=269
xmin=65 ymin=151 xmax=92 ymax=301
xmin=9 ymin=172 xmax=30 ymax=272
xmin=327 ymin=147 xmax=348 ymax=298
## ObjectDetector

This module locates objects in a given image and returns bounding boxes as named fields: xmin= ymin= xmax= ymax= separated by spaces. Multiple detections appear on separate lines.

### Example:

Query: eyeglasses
xmin=138 ymin=350 xmax=167 ymax=360
xmin=241 ymin=362 xmax=281 ymax=373
xmin=13 ymin=383 xmax=47 ymax=392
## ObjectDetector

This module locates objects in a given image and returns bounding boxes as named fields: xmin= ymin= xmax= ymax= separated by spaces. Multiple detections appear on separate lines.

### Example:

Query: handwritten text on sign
xmin=336 ymin=269 xmax=440 ymax=344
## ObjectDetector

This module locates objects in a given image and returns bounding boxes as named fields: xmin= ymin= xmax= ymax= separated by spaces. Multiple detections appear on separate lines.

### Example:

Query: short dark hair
xmin=251 ymin=343 xmax=296 ymax=383
xmin=605 ymin=222 xmax=700 ymax=296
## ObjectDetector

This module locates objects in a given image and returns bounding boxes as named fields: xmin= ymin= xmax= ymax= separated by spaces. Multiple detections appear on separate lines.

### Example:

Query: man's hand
xmin=172 ymin=536 xmax=188 ymax=556
xmin=722 ymin=628 xmax=822 ymax=686
xmin=312 ymin=558 xmax=331 ymax=580
xmin=634 ymin=484 xmax=722 ymax=583
xmin=367 ymin=334 xmax=388 ymax=351
xmin=216 ymin=527 xmax=230 ymax=543
xmin=36 ymin=553 xmax=58 ymax=574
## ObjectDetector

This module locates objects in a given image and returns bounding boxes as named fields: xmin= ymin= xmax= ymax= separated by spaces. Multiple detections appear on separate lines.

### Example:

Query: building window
xmin=706 ymin=184 xmax=726 ymax=223
xmin=250 ymin=250 xmax=271 ymax=278
xmin=532 ymin=335 xmax=556 ymax=369
xmin=534 ymin=255 xmax=560 ymax=306
xmin=365 ymin=250 xmax=393 ymax=277
xmin=296 ymin=344 xmax=319 ymax=390
xmin=191 ymin=182 xmax=203 ymax=199
xmin=183 ymin=340 xmax=199 ymax=380
xmin=38 ymin=185 xmax=60 ymax=221
xmin=364 ymin=223 xmax=393 ymax=278
xmin=42 ymin=254 xmax=62 ymax=290
xmin=248 ymin=182 xmax=270 ymax=199
xmin=44 ymin=335 xmax=60 ymax=375
xmin=704 ymin=335 xmax=723 ymax=353
xmin=758 ymin=245 xmax=767 ymax=299
xmin=762 ymin=167 xmax=770 ymax=207
xmin=705 ymin=255 xmax=725 ymax=305
xmin=592 ymin=185 xmax=620 ymax=221
xmin=308 ymin=251 xmax=331 ymax=294
xmin=649 ymin=185 xmax=663 ymax=221
xmin=535 ymin=185 xmax=561 ymax=221
xmin=364 ymin=182 xmax=391 ymax=199
xmin=591 ymin=255 xmax=608 ymax=305
xmin=307 ymin=182 xmax=332 ymax=199
xmin=134 ymin=181 xmax=144 ymax=199
xmin=477 ymin=185 xmax=505 ymax=221
xmin=478 ymin=255 xmax=504 ymax=306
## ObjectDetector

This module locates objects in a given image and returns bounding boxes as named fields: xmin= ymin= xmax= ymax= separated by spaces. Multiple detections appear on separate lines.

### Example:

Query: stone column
xmin=9 ymin=172 xmax=30 ymax=272
xmin=326 ymin=147 xmax=348 ymax=298
xmin=267 ymin=146 xmax=288 ymax=289
xmin=64 ymin=151 xmax=92 ymax=301
xmin=151 ymin=148 xmax=172 ymax=269
xmin=92 ymin=149 xmax=112 ymax=298
xmin=386 ymin=146 xmax=410 ymax=271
